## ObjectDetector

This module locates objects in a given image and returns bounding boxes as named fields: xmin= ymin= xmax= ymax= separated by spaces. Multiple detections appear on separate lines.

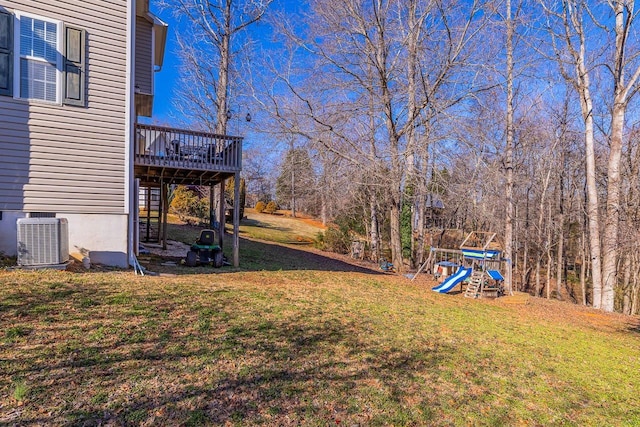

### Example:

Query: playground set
xmin=414 ymin=231 xmax=507 ymax=299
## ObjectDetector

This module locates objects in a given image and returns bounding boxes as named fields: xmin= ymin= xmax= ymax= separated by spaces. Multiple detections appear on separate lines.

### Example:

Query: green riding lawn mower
xmin=185 ymin=229 xmax=225 ymax=268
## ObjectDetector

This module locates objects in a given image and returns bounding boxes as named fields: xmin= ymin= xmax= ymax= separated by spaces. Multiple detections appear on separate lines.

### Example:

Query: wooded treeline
xmin=162 ymin=0 xmax=640 ymax=314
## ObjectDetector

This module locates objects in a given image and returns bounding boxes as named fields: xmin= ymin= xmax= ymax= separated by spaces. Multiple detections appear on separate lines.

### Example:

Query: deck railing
xmin=134 ymin=123 xmax=242 ymax=172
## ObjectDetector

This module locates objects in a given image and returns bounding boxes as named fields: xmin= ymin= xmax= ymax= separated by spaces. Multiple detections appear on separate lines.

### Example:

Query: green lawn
xmin=1 ymin=223 xmax=639 ymax=425
xmin=236 ymin=209 xmax=325 ymax=244
xmin=162 ymin=208 xmax=326 ymax=249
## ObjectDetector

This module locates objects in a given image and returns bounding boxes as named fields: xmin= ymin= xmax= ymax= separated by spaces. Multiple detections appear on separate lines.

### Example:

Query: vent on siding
xmin=17 ymin=218 xmax=70 ymax=266
xmin=28 ymin=212 xmax=56 ymax=218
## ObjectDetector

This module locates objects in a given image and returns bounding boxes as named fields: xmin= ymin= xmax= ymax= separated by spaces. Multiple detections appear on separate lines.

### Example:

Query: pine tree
xmin=275 ymin=148 xmax=316 ymax=217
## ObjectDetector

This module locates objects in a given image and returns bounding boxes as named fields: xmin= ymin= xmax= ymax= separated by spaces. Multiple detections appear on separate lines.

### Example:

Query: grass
xmin=12 ymin=380 xmax=28 ymax=401
xmin=157 ymin=209 xmax=330 ymax=272
xmin=237 ymin=209 xmax=325 ymax=244
xmin=1 ymin=218 xmax=639 ymax=425
xmin=164 ymin=208 xmax=325 ymax=248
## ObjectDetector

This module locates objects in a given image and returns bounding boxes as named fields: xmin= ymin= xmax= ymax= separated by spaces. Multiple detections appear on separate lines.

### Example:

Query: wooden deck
xmin=133 ymin=123 xmax=244 ymax=267
xmin=134 ymin=123 xmax=242 ymax=186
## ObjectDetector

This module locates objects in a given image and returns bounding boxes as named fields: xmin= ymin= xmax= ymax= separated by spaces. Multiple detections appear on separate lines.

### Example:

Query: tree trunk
xmin=622 ymin=253 xmax=632 ymax=315
xmin=546 ymin=245 xmax=552 ymax=299
xmin=546 ymin=203 xmax=552 ymax=299
xmin=321 ymin=192 xmax=327 ymax=226
xmin=556 ymin=226 xmax=564 ymax=299
xmin=367 ymin=68 xmax=380 ymax=264
xmin=631 ymin=254 xmax=639 ymax=314
xmin=535 ymin=257 xmax=541 ymax=297
xmin=583 ymin=86 xmax=603 ymax=308
xmin=580 ymin=233 xmax=587 ymax=306
xmin=390 ymin=186 xmax=404 ymax=271
xmin=521 ymin=241 xmax=528 ymax=293
xmin=406 ymin=0 xmax=420 ymax=269
xmin=536 ymin=169 xmax=552 ymax=297
xmin=556 ymin=130 xmax=566 ymax=300
xmin=416 ymin=199 xmax=426 ymax=267
xmin=601 ymin=101 xmax=625 ymax=312
xmin=384 ymin=112 xmax=404 ymax=271
xmin=556 ymin=1 xmax=602 ymax=308
xmin=522 ymin=187 xmax=531 ymax=292
xmin=504 ymin=0 xmax=515 ymax=296
xmin=290 ymin=156 xmax=296 ymax=218
xmin=370 ymin=1 xmax=403 ymax=272
xmin=370 ymin=197 xmax=380 ymax=263
xmin=215 ymin=1 xmax=232 ymax=135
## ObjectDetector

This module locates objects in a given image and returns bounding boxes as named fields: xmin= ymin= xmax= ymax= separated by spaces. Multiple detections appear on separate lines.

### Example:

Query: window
xmin=18 ymin=14 xmax=60 ymax=102
xmin=0 ymin=10 xmax=85 ymax=105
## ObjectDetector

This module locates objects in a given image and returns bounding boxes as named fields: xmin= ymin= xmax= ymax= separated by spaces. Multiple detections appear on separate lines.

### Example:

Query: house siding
xmin=0 ymin=0 xmax=128 ymax=214
xmin=135 ymin=16 xmax=152 ymax=95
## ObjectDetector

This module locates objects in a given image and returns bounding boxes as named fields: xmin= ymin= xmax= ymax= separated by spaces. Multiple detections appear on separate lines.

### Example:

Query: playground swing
xmin=411 ymin=246 xmax=463 ymax=281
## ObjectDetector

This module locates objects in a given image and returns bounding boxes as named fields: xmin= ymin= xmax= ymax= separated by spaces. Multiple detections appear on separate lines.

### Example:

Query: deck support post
xmin=161 ymin=181 xmax=168 ymax=250
xmin=145 ymin=185 xmax=151 ymax=242
xmin=157 ymin=182 xmax=164 ymax=246
xmin=209 ymin=184 xmax=215 ymax=229
xmin=233 ymin=172 xmax=240 ymax=267
xmin=218 ymin=179 xmax=226 ymax=248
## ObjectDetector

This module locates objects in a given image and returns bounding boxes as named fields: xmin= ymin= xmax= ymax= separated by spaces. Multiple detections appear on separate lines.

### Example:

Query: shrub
xmin=255 ymin=201 xmax=266 ymax=213
xmin=170 ymin=186 xmax=210 ymax=225
xmin=318 ymin=226 xmax=351 ymax=254
xmin=264 ymin=201 xmax=278 ymax=214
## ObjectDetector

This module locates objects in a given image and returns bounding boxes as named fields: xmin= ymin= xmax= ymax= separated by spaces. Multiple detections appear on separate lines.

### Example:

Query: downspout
xmin=126 ymin=0 xmax=136 ymax=267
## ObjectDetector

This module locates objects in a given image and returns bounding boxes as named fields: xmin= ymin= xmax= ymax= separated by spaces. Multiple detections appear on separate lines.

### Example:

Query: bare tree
xmin=504 ymin=0 xmax=515 ymax=295
xmin=543 ymin=0 xmax=640 ymax=311
xmin=275 ymin=145 xmax=317 ymax=216
xmin=260 ymin=0 xmax=496 ymax=271
xmin=160 ymin=0 xmax=272 ymax=133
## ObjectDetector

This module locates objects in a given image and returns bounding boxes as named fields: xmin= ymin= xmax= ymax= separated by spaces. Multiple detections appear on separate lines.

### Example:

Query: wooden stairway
xmin=464 ymin=271 xmax=485 ymax=298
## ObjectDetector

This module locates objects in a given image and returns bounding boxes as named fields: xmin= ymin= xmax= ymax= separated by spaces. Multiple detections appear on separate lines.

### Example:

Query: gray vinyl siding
xmin=0 ymin=0 xmax=128 ymax=214
xmin=135 ymin=16 xmax=152 ymax=95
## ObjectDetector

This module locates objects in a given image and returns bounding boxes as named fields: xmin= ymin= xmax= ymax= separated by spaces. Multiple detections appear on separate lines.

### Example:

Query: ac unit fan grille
xmin=17 ymin=218 xmax=69 ymax=266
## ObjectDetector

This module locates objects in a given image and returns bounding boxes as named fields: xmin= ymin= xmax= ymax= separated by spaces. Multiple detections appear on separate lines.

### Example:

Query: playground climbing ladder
xmin=464 ymin=271 xmax=485 ymax=298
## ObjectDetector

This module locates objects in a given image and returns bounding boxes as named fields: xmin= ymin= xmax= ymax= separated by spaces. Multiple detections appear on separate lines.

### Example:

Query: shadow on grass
xmin=97 ymin=345 xmax=445 ymax=426
xmin=6 ymin=295 xmax=450 ymax=426
xmin=234 ymin=237 xmax=380 ymax=274
xmin=131 ymin=221 xmax=383 ymax=275
xmin=137 ymin=235 xmax=383 ymax=276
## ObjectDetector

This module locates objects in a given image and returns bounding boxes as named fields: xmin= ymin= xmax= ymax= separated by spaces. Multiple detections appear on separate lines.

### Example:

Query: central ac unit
xmin=17 ymin=218 xmax=70 ymax=266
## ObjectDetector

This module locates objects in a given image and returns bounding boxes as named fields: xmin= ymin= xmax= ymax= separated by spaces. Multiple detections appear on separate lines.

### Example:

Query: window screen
xmin=19 ymin=16 xmax=58 ymax=102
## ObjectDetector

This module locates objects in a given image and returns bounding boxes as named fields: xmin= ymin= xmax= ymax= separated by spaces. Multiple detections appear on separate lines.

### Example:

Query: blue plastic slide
xmin=432 ymin=267 xmax=472 ymax=293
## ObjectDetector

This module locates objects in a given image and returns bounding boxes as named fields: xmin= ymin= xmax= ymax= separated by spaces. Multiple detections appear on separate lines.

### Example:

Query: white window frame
xmin=13 ymin=11 xmax=63 ymax=104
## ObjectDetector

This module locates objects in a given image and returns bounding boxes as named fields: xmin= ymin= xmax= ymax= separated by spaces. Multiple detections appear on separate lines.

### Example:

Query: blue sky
xmin=145 ymin=2 xmax=294 ymax=173
xmin=150 ymin=10 xmax=183 ymax=124
xmin=149 ymin=1 xmax=302 ymax=128
xmin=152 ymin=50 xmax=177 ymax=123
xmin=146 ymin=0 xmax=308 ymax=166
